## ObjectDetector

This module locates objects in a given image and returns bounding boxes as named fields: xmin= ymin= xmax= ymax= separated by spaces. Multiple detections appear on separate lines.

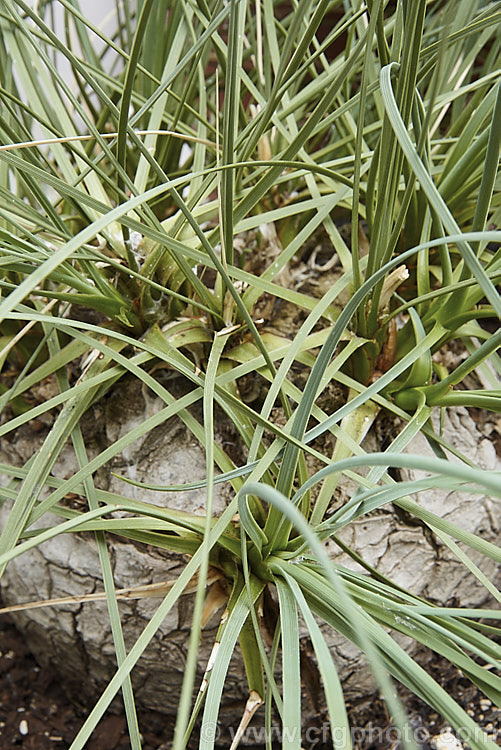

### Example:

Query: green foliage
xmin=0 ymin=0 xmax=500 ymax=748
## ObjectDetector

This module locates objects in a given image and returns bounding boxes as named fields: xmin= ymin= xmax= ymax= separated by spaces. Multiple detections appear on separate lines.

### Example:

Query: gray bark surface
xmin=1 ymin=381 xmax=499 ymax=733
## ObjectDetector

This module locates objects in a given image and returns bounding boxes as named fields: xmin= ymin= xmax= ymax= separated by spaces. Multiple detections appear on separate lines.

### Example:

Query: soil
xmin=1 ymin=598 xmax=500 ymax=750
xmin=1 ymin=227 xmax=500 ymax=748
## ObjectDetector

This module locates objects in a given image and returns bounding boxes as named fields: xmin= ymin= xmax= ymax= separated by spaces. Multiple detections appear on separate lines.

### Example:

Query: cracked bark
xmin=1 ymin=380 xmax=500 ymax=735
